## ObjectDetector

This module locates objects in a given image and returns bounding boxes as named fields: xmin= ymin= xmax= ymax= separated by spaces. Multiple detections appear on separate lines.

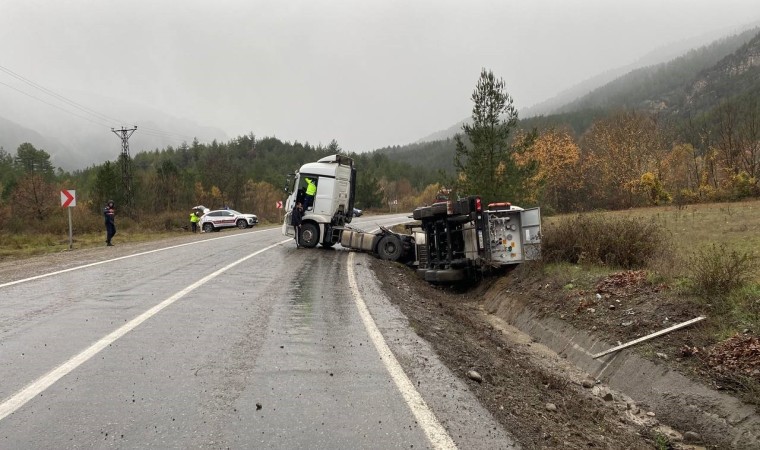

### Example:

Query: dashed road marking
xmin=0 ymin=239 xmax=291 ymax=423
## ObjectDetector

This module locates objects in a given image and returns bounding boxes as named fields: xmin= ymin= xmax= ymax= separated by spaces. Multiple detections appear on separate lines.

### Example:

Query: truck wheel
xmin=202 ymin=223 xmax=214 ymax=233
xmin=299 ymin=223 xmax=319 ymax=248
xmin=377 ymin=234 xmax=403 ymax=261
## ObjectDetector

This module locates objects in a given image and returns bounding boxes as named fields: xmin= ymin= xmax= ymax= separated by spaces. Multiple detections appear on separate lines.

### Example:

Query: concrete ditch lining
xmin=484 ymin=291 xmax=760 ymax=449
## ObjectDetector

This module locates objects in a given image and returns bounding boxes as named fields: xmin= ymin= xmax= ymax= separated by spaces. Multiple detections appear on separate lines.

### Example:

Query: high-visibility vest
xmin=305 ymin=178 xmax=317 ymax=196
xmin=190 ymin=213 xmax=199 ymax=223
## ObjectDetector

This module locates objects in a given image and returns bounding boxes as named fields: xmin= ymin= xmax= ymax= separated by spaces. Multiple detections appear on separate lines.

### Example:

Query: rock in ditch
xmin=683 ymin=431 xmax=702 ymax=444
xmin=602 ymin=392 xmax=614 ymax=402
xmin=467 ymin=370 xmax=483 ymax=383
xmin=581 ymin=379 xmax=595 ymax=388
xmin=545 ymin=403 xmax=557 ymax=412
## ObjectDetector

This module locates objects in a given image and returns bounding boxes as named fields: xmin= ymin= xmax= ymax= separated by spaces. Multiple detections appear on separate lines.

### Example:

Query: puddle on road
xmin=285 ymin=273 xmax=316 ymax=337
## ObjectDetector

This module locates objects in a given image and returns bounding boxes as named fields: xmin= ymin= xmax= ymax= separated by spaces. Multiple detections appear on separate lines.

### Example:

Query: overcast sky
xmin=2 ymin=0 xmax=759 ymax=153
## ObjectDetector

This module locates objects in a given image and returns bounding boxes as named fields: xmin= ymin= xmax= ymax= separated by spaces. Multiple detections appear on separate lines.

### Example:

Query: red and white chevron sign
xmin=60 ymin=189 xmax=76 ymax=208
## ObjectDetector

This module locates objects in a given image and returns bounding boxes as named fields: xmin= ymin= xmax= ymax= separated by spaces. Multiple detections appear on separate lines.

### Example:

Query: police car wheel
xmin=203 ymin=223 xmax=214 ymax=233
xmin=236 ymin=219 xmax=248 ymax=229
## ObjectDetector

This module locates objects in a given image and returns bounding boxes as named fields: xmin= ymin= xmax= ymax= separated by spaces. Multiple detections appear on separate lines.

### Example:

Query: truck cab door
xmin=282 ymin=211 xmax=295 ymax=237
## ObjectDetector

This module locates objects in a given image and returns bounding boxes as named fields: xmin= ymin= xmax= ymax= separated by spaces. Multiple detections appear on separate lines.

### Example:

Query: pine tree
xmin=454 ymin=68 xmax=529 ymax=204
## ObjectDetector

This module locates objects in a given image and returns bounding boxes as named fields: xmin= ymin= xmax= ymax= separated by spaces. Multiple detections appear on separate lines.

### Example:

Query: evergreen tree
xmin=0 ymin=147 xmax=17 ymax=200
xmin=355 ymin=173 xmax=382 ymax=208
xmin=454 ymin=68 xmax=529 ymax=204
xmin=14 ymin=143 xmax=55 ymax=180
xmin=92 ymin=161 xmax=121 ymax=213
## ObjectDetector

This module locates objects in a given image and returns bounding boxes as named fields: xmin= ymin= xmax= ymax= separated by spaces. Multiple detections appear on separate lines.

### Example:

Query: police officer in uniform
xmin=104 ymin=200 xmax=116 ymax=246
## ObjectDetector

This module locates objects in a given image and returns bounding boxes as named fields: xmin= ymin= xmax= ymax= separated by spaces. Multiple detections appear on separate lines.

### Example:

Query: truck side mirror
xmin=284 ymin=173 xmax=295 ymax=194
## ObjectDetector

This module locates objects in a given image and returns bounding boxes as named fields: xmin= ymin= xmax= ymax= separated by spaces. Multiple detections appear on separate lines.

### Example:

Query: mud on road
xmin=369 ymin=259 xmax=671 ymax=449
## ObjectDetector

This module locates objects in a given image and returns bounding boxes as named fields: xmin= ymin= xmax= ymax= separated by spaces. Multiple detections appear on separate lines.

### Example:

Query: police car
xmin=200 ymin=209 xmax=259 ymax=232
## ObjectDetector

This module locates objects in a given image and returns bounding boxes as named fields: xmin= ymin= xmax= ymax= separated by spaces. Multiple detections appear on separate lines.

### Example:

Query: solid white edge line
xmin=0 ymin=227 xmax=275 ymax=289
xmin=0 ymin=238 xmax=292 ymax=422
xmin=347 ymin=251 xmax=457 ymax=450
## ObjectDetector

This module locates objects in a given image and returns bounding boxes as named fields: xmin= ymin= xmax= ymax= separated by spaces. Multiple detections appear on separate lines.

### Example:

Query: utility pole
xmin=111 ymin=126 xmax=137 ymax=209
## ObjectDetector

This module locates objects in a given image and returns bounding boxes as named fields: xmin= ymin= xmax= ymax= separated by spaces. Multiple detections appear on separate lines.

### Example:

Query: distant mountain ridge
xmin=414 ymin=24 xmax=760 ymax=145
xmin=385 ymin=25 xmax=760 ymax=173
xmin=556 ymin=26 xmax=760 ymax=115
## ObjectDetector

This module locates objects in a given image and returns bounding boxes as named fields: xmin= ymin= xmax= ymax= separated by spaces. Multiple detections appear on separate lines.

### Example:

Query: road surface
xmin=0 ymin=215 xmax=515 ymax=449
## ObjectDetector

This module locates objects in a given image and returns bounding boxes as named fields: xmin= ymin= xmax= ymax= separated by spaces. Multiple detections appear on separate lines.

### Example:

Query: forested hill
xmin=555 ymin=26 xmax=760 ymax=116
xmin=376 ymin=27 xmax=760 ymax=174
xmin=373 ymin=139 xmax=458 ymax=174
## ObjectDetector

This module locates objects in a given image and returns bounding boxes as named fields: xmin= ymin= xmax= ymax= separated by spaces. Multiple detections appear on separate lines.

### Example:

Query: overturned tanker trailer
xmin=333 ymin=196 xmax=541 ymax=284
xmin=409 ymin=196 xmax=541 ymax=283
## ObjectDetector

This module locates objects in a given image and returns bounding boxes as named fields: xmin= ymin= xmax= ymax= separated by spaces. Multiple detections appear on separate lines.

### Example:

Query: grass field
xmin=545 ymin=199 xmax=760 ymax=280
xmin=0 ymin=230 xmax=184 ymax=260
xmin=607 ymin=200 xmax=760 ymax=263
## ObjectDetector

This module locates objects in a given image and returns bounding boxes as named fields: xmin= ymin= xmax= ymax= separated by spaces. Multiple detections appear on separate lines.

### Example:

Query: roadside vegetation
xmin=537 ymin=200 xmax=760 ymax=406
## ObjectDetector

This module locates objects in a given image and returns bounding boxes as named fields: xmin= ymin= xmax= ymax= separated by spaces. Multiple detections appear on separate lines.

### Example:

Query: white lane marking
xmin=0 ymin=227 xmax=277 ymax=289
xmin=0 ymin=238 xmax=292 ymax=423
xmin=347 ymin=252 xmax=457 ymax=450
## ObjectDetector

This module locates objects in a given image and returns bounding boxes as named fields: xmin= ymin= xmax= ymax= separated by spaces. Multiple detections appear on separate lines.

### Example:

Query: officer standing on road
xmin=104 ymin=200 xmax=116 ymax=246
xmin=189 ymin=210 xmax=200 ymax=233
xmin=291 ymin=201 xmax=304 ymax=248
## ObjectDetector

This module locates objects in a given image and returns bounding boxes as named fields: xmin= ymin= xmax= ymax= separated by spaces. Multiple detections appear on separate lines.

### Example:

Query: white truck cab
xmin=282 ymin=154 xmax=356 ymax=247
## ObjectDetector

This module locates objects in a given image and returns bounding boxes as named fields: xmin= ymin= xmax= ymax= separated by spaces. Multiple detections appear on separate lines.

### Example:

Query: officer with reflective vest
xmin=190 ymin=210 xmax=200 ymax=233
xmin=304 ymin=177 xmax=316 ymax=210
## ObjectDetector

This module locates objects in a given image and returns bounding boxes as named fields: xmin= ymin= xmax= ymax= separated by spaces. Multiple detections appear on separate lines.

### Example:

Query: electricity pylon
xmin=111 ymin=126 xmax=137 ymax=209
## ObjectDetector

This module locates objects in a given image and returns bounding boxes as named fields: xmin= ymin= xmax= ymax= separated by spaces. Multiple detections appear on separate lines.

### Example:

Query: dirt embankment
xmin=370 ymin=259 xmax=760 ymax=449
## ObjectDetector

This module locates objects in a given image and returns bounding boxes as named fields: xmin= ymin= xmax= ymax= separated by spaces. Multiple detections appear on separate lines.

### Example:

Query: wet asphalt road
xmin=0 ymin=215 xmax=515 ymax=449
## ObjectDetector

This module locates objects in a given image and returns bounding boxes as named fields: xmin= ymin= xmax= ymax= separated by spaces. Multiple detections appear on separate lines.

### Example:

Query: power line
xmin=0 ymin=80 xmax=113 ymax=128
xmin=0 ymin=64 xmax=122 ymax=126
xmin=0 ymin=64 xmax=215 ymax=147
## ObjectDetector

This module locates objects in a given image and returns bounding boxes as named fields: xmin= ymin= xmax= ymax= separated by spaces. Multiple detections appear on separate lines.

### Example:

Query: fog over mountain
xmin=1 ymin=0 xmax=758 ymax=170
xmin=0 ymin=88 xmax=227 ymax=170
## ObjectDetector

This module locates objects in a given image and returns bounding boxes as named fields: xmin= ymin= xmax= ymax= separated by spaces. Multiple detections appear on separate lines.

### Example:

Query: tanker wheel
xmin=377 ymin=234 xmax=403 ymax=261
xmin=299 ymin=223 xmax=319 ymax=248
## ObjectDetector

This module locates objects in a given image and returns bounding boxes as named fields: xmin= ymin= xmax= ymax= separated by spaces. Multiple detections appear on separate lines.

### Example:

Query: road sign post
xmin=60 ymin=190 xmax=76 ymax=249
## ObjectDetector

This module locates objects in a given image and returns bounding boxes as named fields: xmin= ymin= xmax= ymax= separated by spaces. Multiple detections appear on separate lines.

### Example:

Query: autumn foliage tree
xmin=9 ymin=144 xmax=58 ymax=222
xmin=580 ymin=111 xmax=670 ymax=208
xmin=240 ymin=180 xmax=282 ymax=223
xmin=515 ymin=128 xmax=581 ymax=212
xmin=10 ymin=173 xmax=57 ymax=222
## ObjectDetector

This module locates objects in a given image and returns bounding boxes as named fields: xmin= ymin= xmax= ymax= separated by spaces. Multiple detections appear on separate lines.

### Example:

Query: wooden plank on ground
xmin=592 ymin=316 xmax=706 ymax=359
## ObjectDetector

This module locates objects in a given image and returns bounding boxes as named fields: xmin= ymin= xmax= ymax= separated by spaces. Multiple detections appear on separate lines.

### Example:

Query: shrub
xmin=687 ymin=244 xmax=757 ymax=297
xmin=137 ymin=211 xmax=186 ymax=231
xmin=541 ymin=214 xmax=670 ymax=269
